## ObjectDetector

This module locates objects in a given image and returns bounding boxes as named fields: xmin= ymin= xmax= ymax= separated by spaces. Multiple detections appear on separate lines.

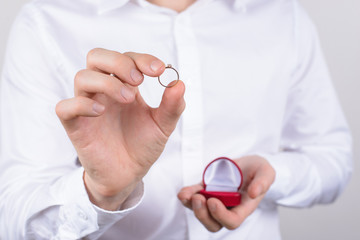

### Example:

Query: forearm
xmin=260 ymin=137 xmax=352 ymax=207
xmin=0 ymin=167 xmax=144 ymax=239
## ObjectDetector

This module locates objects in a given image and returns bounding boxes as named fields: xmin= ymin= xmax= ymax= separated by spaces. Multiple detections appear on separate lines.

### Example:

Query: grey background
xmin=0 ymin=0 xmax=359 ymax=239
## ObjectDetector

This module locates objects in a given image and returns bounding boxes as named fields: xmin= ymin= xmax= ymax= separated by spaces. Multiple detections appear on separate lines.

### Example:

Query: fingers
xmin=87 ymin=48 xmax=143 ymax=86
xmin=178 ymin=186 xmax=255 ymax=232
xmin=124 ymin=51 xmax=165 ymax=77
xmin=151 ymin=80 xmax=186 ymax=137
xmin=77 ymin=48 xmax=171 ymax=107
xmin=207 ymin=194 xmax=262 ymax=231
xmin=178 ymin=185 xmax=222 ymax=232
xmin=86 ymin=48 xmax=165 ymax=86
xmin=74 ymin=69 xmax=135 ymax=104
xmin=56 ymin=96 xmax=105 ymax=121
xmin=192 ymin=194 xmax=223 ymax=232
xmin=178 ymin=157 xmax=275 ymax=233
xmin=206 ymin=198 xmax=246 ymax=230
xmin=204 ymin=157 xmax=275 ymax=230
xmin=178 ymin=184 xmax=204 ymax=209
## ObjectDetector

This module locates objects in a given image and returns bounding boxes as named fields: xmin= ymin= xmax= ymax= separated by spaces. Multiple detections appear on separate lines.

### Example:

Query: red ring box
xmin=199 ymin=157 xmax=243 ymax=207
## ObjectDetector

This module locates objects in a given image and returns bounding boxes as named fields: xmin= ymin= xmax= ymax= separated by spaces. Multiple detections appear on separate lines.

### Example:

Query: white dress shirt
xmin=0 ymin=0 xmax=352 ymax=239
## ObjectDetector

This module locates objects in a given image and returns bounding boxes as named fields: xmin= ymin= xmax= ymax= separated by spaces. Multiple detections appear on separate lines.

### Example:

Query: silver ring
xmin=158 ymin=64 xmax=180 ymax=88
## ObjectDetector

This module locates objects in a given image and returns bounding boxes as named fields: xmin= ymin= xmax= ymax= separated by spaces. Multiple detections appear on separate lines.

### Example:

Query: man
xmin=0 ymin=0 xmax=352 ymax=239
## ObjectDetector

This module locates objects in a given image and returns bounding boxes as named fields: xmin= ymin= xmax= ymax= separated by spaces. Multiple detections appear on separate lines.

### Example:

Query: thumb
xmin=246 ymin=164 xmax=275 ymax=199
xmin=152 ymin=80 xmax=186 ymax=137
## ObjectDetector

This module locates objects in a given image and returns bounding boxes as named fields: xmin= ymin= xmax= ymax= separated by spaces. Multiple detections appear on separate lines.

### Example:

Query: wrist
xmin=83 ymin=171 xmax=140 ymax=211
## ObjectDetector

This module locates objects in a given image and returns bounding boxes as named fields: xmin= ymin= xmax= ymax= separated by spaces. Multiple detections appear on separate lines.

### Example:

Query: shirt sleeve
xmin=0 ymin=4 xmax=143 ymax=240
xmin=260 ymin=3 xmax=352 ymax=207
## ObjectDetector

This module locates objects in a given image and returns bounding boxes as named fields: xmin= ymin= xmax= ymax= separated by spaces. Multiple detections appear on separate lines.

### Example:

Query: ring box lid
xmin=202 ymin=157 xmax=243 ymax=192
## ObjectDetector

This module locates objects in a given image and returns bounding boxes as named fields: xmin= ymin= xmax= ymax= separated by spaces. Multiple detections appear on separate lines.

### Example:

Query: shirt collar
xmin=97 ymin=0 xmax=252 ymax=15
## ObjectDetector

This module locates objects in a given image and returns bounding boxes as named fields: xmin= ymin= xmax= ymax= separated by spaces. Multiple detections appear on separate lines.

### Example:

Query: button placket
xmin=173 ymin=12 xmax=208 ymax=240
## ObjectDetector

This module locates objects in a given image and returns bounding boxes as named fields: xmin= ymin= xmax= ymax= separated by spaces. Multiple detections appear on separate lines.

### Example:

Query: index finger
xmin=124 ymin=51 xmax=166 ymax=77
xmin=86 ymin=48 xmax=165 ymax=86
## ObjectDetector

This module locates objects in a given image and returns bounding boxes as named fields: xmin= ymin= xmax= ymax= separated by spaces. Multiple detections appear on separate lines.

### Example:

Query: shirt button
xmin=78 ymin=211 xmax=88 ymax=221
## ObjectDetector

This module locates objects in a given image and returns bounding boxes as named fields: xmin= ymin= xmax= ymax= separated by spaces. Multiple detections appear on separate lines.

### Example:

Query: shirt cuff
xmin=93 ymin=179 xmax=144 ymax=228
xmin=50 ymin=167 xmax=144 ymax=239
xmin=256 ymin=152 xmax=321 ymax=207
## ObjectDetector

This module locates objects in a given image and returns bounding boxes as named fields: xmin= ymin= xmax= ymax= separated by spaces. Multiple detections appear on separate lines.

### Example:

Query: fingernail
xmin=121 ymin=87 xmax=134 ymax=100
xmin=92 ymin=102 xmax=105 ymax=114
xmin=181 ymin=199 xmax=188 ymax=205
xmin=150 ymin=60 xmax=164 ymax=72
xmin=209 ymin=202 xmax=217 ymax=212
xmin=130 ymin=68 xmax=143 ymax=83
xmin=193 ymin=200 xmax=202 ymax=210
